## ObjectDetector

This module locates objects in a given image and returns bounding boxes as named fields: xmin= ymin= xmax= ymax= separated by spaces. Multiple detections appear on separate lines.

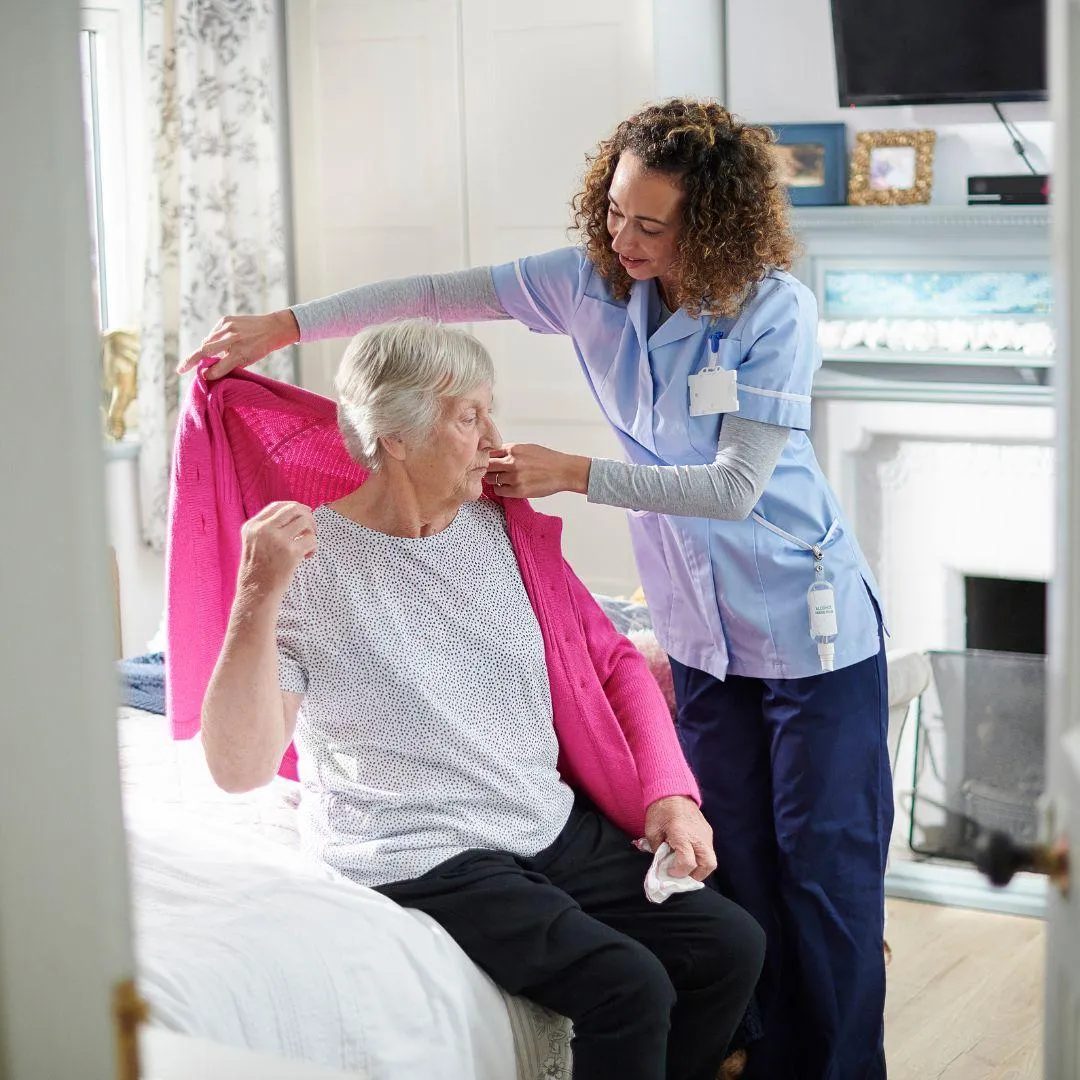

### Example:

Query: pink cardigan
xmin=166 ymin=369 xmax=699 ymax=837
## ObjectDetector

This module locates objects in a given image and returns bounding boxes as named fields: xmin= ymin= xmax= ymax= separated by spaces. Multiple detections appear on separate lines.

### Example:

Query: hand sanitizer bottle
xmin=807 ymin=547 xmax=838 ymax=673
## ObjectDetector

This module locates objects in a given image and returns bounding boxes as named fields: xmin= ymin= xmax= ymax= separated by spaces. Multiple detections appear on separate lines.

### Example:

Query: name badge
xmin=688 ymin=368 xmax=739 ymax=417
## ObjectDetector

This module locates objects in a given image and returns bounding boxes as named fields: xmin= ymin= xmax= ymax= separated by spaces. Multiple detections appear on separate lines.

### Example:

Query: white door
xmin=1045 ymin=0 xmax=1080 ymax=1074
xmin=0 ymin=3 xmax=138 ymax=1077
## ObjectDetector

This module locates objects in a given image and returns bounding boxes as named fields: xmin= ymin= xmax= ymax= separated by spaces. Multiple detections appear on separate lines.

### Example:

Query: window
xmin=80 ymin=2 xmax=143 ymax=333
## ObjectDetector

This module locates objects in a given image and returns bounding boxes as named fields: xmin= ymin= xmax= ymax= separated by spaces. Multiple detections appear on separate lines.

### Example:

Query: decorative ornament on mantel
xmin=818 ymin=319 xmax=1055 ymax=356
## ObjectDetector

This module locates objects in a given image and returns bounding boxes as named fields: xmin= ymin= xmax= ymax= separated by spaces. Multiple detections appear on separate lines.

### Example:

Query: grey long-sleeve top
xmin=291 ymin=268 xmax=791 ymax=522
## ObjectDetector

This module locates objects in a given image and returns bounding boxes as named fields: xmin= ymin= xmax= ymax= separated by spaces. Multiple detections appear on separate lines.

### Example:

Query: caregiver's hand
xmin=485 ymin=443 xmax=592 ymax=499
xmin=177 ymin=310 xmax=301 ymax=380
xmin=644 ymin=796 xmax=717 ymax=882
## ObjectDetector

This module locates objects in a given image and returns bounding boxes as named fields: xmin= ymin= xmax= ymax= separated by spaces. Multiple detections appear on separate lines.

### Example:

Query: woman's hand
xmin=485 ymin=443 xmax=592 ymax=499
xmin=177 ymin=310 xmax=301 ymax=380
xmin=644 ymin=796 xmax=717 ymax=882
xmin=238 ymin=501 xmax=317 ymax=599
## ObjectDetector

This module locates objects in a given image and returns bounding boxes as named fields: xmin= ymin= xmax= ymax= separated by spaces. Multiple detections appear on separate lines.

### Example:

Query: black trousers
xmin=376 ymin=799 xmax=765 ymax=1080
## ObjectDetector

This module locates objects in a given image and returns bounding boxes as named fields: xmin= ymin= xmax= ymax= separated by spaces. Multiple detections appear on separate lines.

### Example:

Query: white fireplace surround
xmin=795 ymin=206 xmax=1053 ymax=916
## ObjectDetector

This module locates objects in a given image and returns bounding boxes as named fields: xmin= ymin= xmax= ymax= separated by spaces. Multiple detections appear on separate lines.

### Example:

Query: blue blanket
xmin=117 ymin=651 xmax=166 ymax=715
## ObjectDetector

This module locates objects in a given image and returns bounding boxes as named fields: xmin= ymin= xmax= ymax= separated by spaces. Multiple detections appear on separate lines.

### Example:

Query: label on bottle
xmin=808 ymin=582 xmax=838 ymax=639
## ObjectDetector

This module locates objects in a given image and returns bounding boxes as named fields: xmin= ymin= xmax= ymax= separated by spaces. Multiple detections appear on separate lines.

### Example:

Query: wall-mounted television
xmin=830 ymin=0 xmax=1047 ymax=108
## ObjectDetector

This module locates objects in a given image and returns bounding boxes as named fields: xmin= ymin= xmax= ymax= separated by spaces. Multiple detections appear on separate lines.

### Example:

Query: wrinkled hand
xmin=177 ymin=310 xmax=301 ymax=379
xmin=644 ymin=796 xmax=717 ymax=882
xmin=238 ymin=502 xmax=317 ymax=598
xmin=485 ymin=443 xmax=591 ymax=499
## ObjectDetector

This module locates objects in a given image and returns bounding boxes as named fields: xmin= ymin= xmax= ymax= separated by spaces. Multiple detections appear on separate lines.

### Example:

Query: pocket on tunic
xmin=750 ymin=510 xmax=842 ymax=554
xmin=626 ymin=510 xmax=676 ymax=639
xmin=686 ymin=339 xmax=743 ymax=458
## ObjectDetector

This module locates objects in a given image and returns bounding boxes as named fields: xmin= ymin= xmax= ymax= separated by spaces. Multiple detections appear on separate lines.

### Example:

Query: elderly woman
xmin=202 ymin=319 xmax=763 ymax=1080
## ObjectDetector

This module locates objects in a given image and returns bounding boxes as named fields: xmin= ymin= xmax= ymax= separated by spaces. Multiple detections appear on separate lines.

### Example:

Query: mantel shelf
xmin=820 ymin=348 xmax=1053 ymax=369
xmin=812 ymin=378 xmax=1052 ymax=407
xmin=792 ymin=204 xmax=1050 ymax=233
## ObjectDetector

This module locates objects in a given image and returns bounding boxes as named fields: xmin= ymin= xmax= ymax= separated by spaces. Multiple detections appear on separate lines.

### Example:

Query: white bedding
xmin=118 ymin=709 xmax=571 ymax=1080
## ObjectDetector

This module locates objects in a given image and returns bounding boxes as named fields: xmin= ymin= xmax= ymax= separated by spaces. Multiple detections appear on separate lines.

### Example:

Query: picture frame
xmin=768 ymin=123 xmax=848 ymax=207
xmin=848 ymin=129 xmax=936 ymax=206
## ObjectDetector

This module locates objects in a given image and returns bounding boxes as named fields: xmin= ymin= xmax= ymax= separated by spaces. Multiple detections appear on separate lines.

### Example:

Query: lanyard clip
xmin=709 ymin=329 xmax=725 ymax=354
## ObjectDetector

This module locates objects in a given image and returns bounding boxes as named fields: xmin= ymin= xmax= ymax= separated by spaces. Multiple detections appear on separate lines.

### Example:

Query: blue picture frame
xmin=769 ymin=122 xmax=848 ymax=207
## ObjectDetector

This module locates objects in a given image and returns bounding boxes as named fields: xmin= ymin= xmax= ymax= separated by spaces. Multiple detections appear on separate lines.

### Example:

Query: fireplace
xmin=964 ymin=575 xmax=1047 ymax=656
xmin=791 ymin=205 xmax=1054 ymax=914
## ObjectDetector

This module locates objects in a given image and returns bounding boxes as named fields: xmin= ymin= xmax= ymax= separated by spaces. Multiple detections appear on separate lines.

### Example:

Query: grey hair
xmin=334 ymin=318 xmax=495 ymax=470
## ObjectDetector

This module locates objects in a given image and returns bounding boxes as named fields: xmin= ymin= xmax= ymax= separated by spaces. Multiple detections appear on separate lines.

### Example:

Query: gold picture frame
xmin=848 ymin=129 xmax=936 ymax=206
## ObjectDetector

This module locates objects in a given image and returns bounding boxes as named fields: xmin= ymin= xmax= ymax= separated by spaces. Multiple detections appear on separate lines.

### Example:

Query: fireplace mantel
xmin=792 ymin=205 xmax=1053 ymax=406
xmin=792 ymin=204 xmax=1050 ymax=239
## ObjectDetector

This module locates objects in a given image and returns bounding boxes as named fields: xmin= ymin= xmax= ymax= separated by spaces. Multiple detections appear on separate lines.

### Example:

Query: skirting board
xmin=886 ymin=857 xmax=1047 ymax=919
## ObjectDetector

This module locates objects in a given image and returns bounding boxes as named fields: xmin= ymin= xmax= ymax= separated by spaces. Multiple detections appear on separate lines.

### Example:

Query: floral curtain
xmin=139 ymin=0 xmax=294 ymax=550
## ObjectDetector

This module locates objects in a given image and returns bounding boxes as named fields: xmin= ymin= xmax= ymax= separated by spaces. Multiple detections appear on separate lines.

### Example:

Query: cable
xmin=992 ymin=102 xmax=1039 ymax=175
xmin=992 ymin=103 xmax=1036 ymax=171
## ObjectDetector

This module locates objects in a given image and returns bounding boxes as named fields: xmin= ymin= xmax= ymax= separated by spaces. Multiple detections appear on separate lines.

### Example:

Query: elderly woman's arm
xmin=564 ymin=568 xmax=698 ymax=805
xmin=202 ymin=502 xmax=316 ymax=792
xmin=562 ymin=564 xmax=717 ymax=880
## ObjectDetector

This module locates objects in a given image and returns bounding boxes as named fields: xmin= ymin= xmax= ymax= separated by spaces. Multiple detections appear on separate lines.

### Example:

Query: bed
xmin=118 ymin=586 xmax=928 ymax=1080
xmin=118 ymin=707 xmax=573 ymax=1080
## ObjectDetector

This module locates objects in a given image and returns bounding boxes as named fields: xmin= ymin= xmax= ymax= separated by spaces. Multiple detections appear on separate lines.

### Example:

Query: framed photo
xmin=848 ymin=129 xmax=936 ymax=206
xmin=768 ymin=123 xmax=848 ymax=207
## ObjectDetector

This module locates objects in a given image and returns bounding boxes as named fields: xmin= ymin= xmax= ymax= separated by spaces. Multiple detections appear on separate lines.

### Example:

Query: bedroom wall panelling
xmin=285 ymin=0 xmax=658 ymax=596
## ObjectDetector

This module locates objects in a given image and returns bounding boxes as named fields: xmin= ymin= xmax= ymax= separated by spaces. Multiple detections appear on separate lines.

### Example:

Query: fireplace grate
xmin=908 ymin=649 xmax=1046 ymax=863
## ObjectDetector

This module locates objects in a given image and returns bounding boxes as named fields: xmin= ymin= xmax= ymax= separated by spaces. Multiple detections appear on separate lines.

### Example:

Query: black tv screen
xmin=831 ymin=0 xmax=1047 ymax=107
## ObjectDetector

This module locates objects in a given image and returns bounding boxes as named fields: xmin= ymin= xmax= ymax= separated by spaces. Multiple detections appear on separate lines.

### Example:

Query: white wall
xmin=653 ymin=0 xmax=726 ymax=100
xmin=726 ymin=0 xmax=1052 ymax=204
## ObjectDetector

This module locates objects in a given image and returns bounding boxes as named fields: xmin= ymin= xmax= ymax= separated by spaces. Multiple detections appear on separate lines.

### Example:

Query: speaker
xmin=967 ymin=174 xmax=1050 ymax=205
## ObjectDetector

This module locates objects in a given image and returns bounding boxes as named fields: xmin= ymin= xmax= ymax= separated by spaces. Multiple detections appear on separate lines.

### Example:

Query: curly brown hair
xmin=571 ymin=99 xmax=796 ymax=318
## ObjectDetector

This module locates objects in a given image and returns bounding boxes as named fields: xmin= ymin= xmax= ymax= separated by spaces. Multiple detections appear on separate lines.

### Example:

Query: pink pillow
xmin=627 ymin=629 xmax=676 ymax=718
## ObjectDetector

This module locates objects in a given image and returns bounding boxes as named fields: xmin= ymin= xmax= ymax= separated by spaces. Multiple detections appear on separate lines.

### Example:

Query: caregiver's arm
xmin=202 ymin=502 xmax=314 ymax=793
xmin=493 ymin=416 xmax=789 ymax=521
xmin=179 ymin=267 xmax=509 ymax=378
xmin=586 ymin=416 xmax=789 ymax=521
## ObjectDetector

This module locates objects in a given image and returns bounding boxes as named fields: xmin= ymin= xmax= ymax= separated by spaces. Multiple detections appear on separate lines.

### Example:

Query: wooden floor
xmin=885 ymin=898 xmax=1045 ymax=1080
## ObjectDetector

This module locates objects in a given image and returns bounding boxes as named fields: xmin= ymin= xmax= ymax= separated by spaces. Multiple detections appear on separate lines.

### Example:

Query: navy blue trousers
xmin=670 ymin=634 xmax=891 ymax=1080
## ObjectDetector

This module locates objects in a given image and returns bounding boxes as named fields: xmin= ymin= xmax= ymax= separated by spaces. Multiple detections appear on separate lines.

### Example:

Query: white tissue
xmin=634 ymin=839 xmax=706 ymax=905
